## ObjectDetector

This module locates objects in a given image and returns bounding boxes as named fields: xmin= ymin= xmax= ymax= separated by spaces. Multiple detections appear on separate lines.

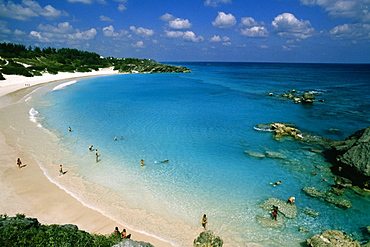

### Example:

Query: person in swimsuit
xmin=202 ymin=214 xmax=207 ymax=229
xmin=17 ymin=158 xmax=22 ymax=169
xmin=140 ymin=159 xmax=145 ymax=166
xmin=121 ymin=229 xmax=131 ymax=239
xmin=272 ymin=206 xmax=278 ymax=220
xmin=287 ymin=196 xmax=295 ymax=204
xmin=59 ymin=165 xmax=63 ymax=176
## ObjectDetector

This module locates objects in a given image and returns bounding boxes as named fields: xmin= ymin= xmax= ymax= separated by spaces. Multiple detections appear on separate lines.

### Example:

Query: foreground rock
xmin=113 ymin=240 xmax=154 ymax=247
xmin=327 ymin=125 xmax=370 ymax=189
xmin=306 ymin=230 xmax=360 ymax=247
xmin=260 ymin=197 xmax=298 ymax=218
xmin=193 ymin=230 xmax=223 ymax=247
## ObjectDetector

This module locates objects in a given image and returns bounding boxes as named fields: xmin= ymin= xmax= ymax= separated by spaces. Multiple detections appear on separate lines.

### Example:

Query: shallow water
xmin=12 ymin=63 xmax=370 ymax=246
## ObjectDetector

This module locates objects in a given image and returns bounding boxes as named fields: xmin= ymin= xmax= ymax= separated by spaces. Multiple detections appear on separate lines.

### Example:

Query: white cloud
xmin=0 ymin=0 xmax=68 ymax=21
xmin=329 ymin=23 xmax=370 ymax=39
xmin=102 ymin=25 xmax=124 ymax=37
xmin=164 ymin=30 xmax=204 ymax=42
xmin=0 ymin=20 xmax=11 ymax=33
xmin=240 ymin=17 xmax=260 ymax=27
xmin=130 ymin=26 xmax=154 ymax=37
xmin=160 ymin=13 xmax=175 ymax=22
xmin=183 ymin=31 xmax=204 ymax=42
xmin=212 ymin=12 xmax=237 ymax=29
xmin=67 ymin=0 xmax=92 ymax=3
xmin=29 ymin=22 xmax=97 ymax=43
xmin=169 ymin=18 xmax=192 ymax=29
xmin=209 ymin=35 xmax=230 ymax=42
xmin=118 ymin=3 xmax=126 ymax=12
xmin=241 ymin=26 xmax=269 ymax=37
xmin=100 ymin=15 xmax=113 ymax=22
xmin=14 ymin=29 xmax=26 ymax=35
xmin=163 ymin=30 xmax=184 ymax=38
xmin=272 ymin=13 xmax=314 ymax=39
xmin=300 ymin=0 xmax=370 ymax=23
xmin=204 ymin=0 xmax=231 ymax=7
xmin=132 ymin=41 xmax=145 ymax=48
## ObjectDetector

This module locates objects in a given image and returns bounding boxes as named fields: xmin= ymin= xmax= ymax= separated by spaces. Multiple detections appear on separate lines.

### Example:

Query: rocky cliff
xmin=328 ymin=126 xmax=370 ymax=189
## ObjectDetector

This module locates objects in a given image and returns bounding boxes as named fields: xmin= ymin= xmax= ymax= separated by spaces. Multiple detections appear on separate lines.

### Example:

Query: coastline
xmin=0 ymin=69 xmax=175 ymax=247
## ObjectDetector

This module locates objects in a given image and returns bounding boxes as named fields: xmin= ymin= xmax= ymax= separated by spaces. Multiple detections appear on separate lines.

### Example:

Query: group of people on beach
xmin=113 ymin=227 xmax=131 ymax=239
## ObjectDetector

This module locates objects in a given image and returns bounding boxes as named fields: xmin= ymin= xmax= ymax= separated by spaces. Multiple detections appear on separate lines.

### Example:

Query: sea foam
xmin=53 ymin=80 xmax=77 ymax=91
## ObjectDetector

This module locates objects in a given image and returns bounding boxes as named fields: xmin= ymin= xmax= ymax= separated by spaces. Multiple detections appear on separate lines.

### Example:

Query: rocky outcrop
xmin=302 ymin=186 xmax=352 ymax=209
xmin=193 ymin=230 xmax=223 ymax=247
xmin=302 ymin=91 xmax=315 ymax=103
xmin=306 ymin=230 xmax=360 ymax=247
xmin=113 ymin=240 xmax=154 ymax=247
xmin=327 ymin=126 xmax=370 ymax=189
xmin=260 ymin=197 xmax=298 ymax=219
xmin=270 ymin=122 xmax=302 ymax=140
xmin=273 ymin=90 xmax=322 ymax=104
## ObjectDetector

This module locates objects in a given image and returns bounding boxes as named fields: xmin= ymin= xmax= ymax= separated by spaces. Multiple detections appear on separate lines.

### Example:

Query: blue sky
xmin=1 ymin=0 xmax=369 ymax=63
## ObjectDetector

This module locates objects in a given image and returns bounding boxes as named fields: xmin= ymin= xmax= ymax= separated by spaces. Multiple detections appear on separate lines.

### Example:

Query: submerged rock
xmin=265 ymin=151 xmax=287 ymax=159
xmin=302 ymin=187 xmax=324 ymax=198
xmin=306 ymin=230 xmax=360 ymax=247
xmin=260 ymin=197 xmax=298 ymax=219
xmin=244 ymin=150 xmax=266 ymax=158
xmin=324 ymin=196 xmax=352 ymax=209
xmin=193 ymin=230 xmax=223 ymax=247
xmin=302 ymin=207 xmax=320 ymax=217
xmin=256 ymin=215 xmax=285 ymax=229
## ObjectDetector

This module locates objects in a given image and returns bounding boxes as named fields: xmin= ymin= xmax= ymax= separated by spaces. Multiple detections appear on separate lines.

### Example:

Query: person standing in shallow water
xmin=59 ymin=165 xmax=63 ymax=176
xmin=272 ymin=206 xmax=278 ymax=220
xmin=140 ymin=159 xmax=145 ymax=166
xmin=202 ymin=214 xmax=207 ymax=229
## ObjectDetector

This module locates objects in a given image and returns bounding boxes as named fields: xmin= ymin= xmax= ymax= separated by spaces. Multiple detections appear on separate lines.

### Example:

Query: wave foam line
xmin=53 ymin=80 xmax=77 ymax=91
xmin=37 ymin=163 xmax=178 ymax=247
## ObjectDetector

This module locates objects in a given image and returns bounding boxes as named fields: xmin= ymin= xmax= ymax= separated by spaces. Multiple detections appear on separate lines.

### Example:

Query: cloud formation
xmin=204 ymin=0 xmax=231 ymax=7
xmin=169 ymin=18 xmax=192 ymax=29
xmin=272 ymin=13 xmax=314 ymax=39
xmin=30 ymin=22 xmax=97 ymax=43
xmin=0 ymin=0 xmax=68 ymax=21
xmin=212 ymin=12 xmax=237 ymax=29
xmin=130 ymin=26 xmax=154 ymax=37
xmin=240 ymin=17 xmax=268 ymax=37
xmin=164 ymin=30 xmax=204 ymax=42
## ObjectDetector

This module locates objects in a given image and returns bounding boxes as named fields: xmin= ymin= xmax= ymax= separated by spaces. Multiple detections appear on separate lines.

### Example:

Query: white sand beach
xmin=0 ymin=69 xmax=174 ymax=247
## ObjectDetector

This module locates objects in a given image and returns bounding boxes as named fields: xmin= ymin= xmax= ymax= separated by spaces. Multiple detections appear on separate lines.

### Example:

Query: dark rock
xmin=306 ymin=230 xmax=360 ymax=247
xmin=327 ymin=126 xmax=370 ymax=189
xmin=302 ymin=91 xmax=315 ymax=103
xmin=193 ymin=230 xmax=223 ymax=247
xmin=334 ymin=176 xmax=353 ymax=188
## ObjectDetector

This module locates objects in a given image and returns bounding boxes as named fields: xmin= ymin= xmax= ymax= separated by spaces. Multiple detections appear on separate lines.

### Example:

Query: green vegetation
xmin=0 ymin=42 xmax=190 ymax=80
xmin=0 ymin=214 xmax=124 ymax=247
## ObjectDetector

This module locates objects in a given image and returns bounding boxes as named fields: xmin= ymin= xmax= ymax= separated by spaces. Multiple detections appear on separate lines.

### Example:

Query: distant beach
xmin=0 ymin=69 xmax=174 ymax=247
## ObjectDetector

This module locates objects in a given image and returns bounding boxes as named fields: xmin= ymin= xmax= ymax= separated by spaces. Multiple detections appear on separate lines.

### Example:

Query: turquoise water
xmin=29 ymin=63 xmax=370 ymax=246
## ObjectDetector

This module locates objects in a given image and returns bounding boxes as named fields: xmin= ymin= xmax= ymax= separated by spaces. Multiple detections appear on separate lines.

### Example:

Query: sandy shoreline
xmin=0 ymin=69 xmax=175 ymax=247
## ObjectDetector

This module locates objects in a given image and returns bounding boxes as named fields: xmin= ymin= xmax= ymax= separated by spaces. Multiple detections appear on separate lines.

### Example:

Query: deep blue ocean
xmin=30 ymin=62 xmax=370 ymax=246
